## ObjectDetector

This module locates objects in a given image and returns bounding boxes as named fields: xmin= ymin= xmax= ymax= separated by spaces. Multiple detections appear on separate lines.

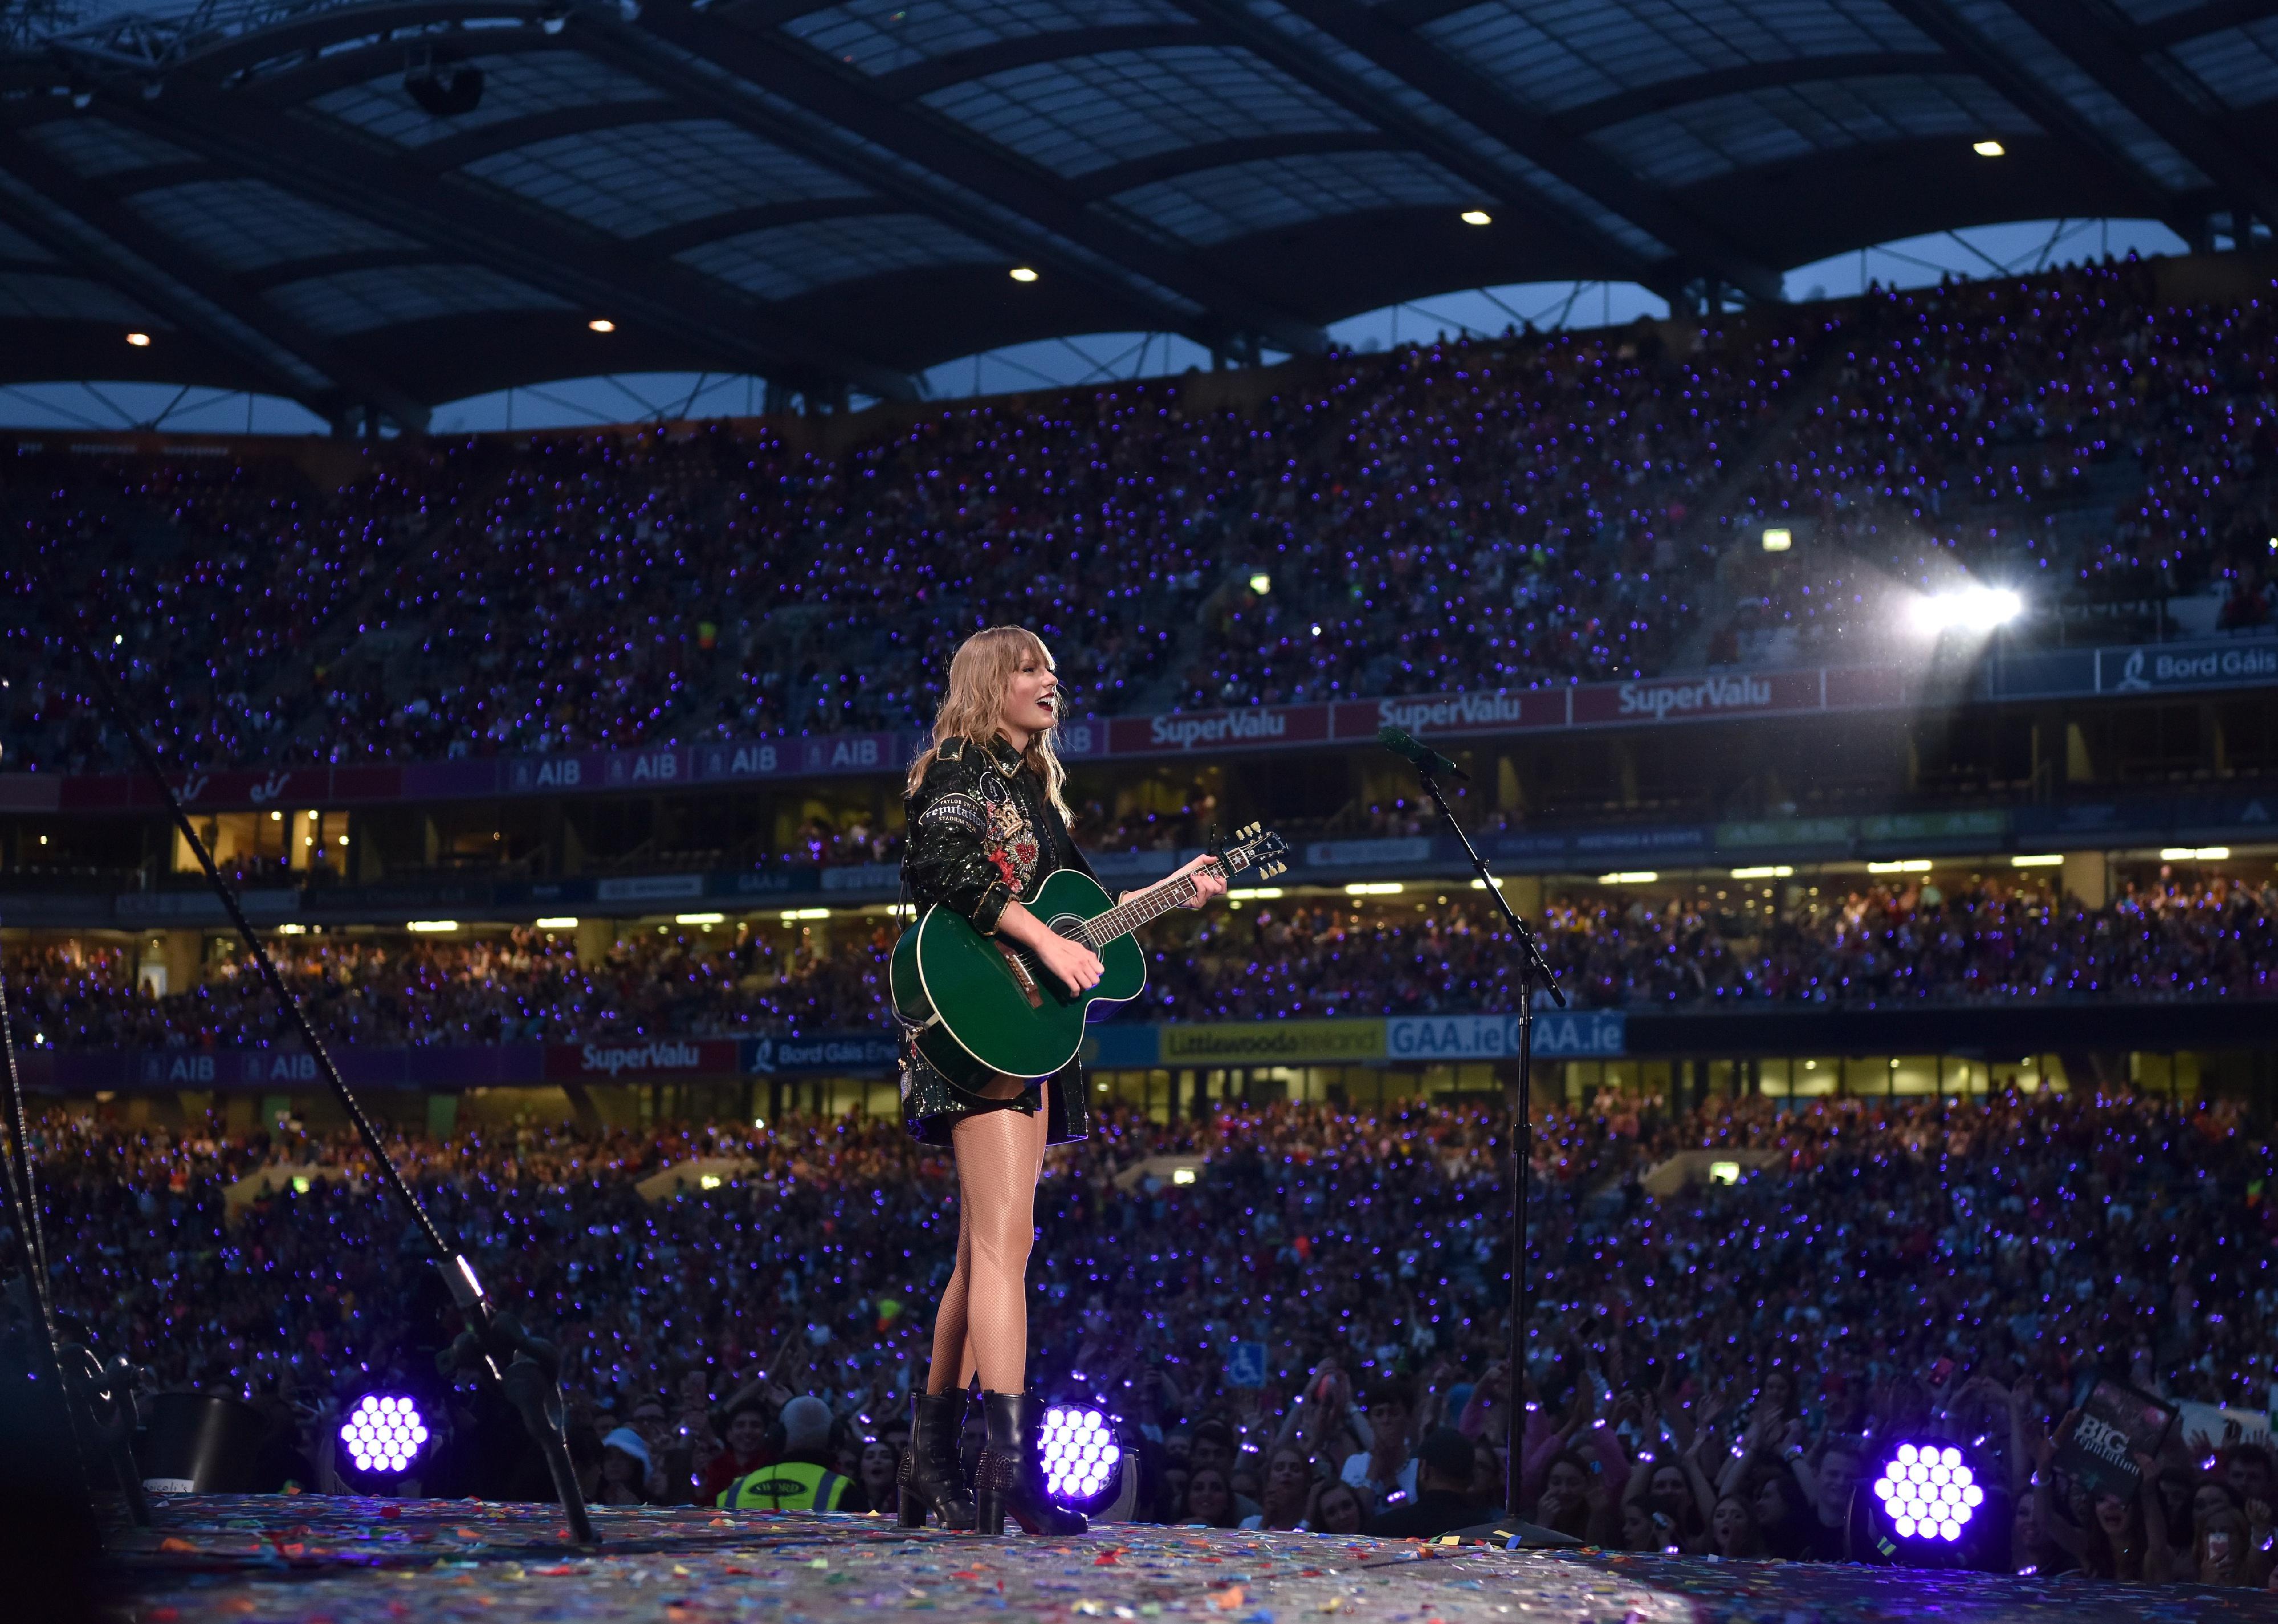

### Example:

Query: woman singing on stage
xmin=894 ymin=626 xmax=1224 ymax=1536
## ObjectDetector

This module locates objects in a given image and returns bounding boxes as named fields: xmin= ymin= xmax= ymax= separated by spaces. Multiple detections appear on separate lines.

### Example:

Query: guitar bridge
xmin=997 ymin=943 xmax=1046 ymax=1010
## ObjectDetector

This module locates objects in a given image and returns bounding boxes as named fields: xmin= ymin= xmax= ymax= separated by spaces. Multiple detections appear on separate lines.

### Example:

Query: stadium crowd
xmin=5 ymin=254 xmax=2275 ymax=778
xmin=1713 ymin=259 xmax=2278 ymax=666
xmin=6 ymin=870 xmax=2270 ymax=1052
xmin=13 ymin=1086 xmax=2276 ymax=1580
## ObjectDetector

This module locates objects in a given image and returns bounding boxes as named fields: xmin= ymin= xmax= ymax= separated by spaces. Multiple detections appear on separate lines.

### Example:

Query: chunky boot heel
xmin=900 ymin=1390 xmax=976 ymax=1530
xmin=974 ymin=1392 xmax=1086 ymax=1537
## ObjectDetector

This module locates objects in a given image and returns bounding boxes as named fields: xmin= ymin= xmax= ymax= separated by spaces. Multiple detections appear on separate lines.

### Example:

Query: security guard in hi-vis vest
xmin=718 ymin=1397 xmax=851 ymax=1512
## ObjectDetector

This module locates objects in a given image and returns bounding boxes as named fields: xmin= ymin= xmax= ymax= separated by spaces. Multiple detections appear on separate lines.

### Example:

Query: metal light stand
xmin=1405 ymin=769 xmax=1564 ymax=1523
xmin=54 ymin=626 xmax=597 ymax=1544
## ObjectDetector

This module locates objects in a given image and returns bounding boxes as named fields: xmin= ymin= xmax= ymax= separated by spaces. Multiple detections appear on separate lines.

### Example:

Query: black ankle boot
xmin=899 ymin=1390 xmax=976 ymax=1529
xmin=975 ymin=1390 xmax=1086 ymax=1537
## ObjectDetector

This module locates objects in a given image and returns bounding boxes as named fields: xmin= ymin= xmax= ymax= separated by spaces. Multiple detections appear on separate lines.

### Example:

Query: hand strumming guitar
xmin=994 ymin=900 xmax=1104 ymax=993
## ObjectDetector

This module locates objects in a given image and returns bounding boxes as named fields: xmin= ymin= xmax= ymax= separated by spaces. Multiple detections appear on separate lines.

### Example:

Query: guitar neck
xmin=1075 ymin=862 xmax=1222 ymax=950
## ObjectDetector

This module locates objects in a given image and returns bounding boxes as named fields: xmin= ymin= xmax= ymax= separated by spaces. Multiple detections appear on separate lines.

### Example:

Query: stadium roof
xmin=0 ymin=0 xmax=2270 ymax=430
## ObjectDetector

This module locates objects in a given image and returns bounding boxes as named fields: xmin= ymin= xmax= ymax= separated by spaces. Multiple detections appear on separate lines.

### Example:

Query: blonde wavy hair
xmin=905 ymin=625 xmax=1071 ymax=821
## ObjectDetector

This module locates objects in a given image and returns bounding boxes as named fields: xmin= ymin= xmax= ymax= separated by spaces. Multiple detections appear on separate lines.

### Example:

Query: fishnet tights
xmin=926 ymin=1082 xmax=1049 ymax=1394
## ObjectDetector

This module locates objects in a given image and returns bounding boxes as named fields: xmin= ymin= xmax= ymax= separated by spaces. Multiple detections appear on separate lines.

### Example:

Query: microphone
xmin=1378 ymin=725 xmax=1468 ymax=781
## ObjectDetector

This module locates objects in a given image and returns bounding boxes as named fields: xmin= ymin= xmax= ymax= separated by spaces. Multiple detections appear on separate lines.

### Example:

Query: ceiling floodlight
xmin=1910 ymin=584 xmax=2023 ymax=635
xmin=1761 ymin=527 xmax=1792 ymax=552
xmin=125 ymin=331 xmax=151 ymax=347
xmin=1460 ymin=209 xmax=1492 ymax=226
xmin=588 ymin=318 xmax=616 ymax=333
xmin=1973 ymin=140 xmax=2004 ymax=157
xmin=1009 ymin=267 xmax=1039 ymax=283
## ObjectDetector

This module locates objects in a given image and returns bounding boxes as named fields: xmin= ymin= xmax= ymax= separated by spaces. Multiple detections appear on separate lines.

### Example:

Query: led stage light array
xmin=340 ymin=1393 xmax=430 ymax=1475
xmin=1872 ymin=1443 xmax=1983 ymax=1541
xmin=1040 ymin=1406 xmax=1120 ymax=1505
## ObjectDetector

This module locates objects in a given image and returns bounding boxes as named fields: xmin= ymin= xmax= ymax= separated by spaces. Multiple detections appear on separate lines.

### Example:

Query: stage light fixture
xmin=2011 ymin=854 xmax=2063 ymax=868
xmin=1872 ymin=1443 xmax=1982 ymax=1543
xmin=1761 ymin=527 xmax=1791 ymax=552
xmin=1248 ymin=572 xmax=1272 ymax=594
xmin=1973 ymin=139 xmax=2004 ymax=157
xmin=1909 ymin=584 xmax=2022 ymax=634
xmin=339 ymin=1394 xmax=431 ymax=1478
xmin=588 ymin=318 xmax=616 ymax=333
xmin=2160 ymin=846 xmax=2230 ymax=861
xmin=1598 ymin=870 xmax=1657 ymax=884
xmin=1040 ymin=1405 xmax=1120 ymax=1512
xmin=674 ymin=911 xmax=726 ymax=925
xmin=1460 ymin=209 xmax=1492 ymax=226
xmin=536 ymin=916 xmax=578 ymax=928
xmin=125 ymin=331 xmax=151 ymax=346
xmin=1009 ymin=267 xmax=1039 ymax=283
xmin=407 ymin=920 xmax=461 ymax=933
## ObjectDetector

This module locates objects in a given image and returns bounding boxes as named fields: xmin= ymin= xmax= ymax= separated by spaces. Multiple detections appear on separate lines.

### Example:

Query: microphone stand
xmin=49 ymin=621 xmax=597 ymax=1544
xmin=1399 ymin=765 xmax=1565 ymax=1531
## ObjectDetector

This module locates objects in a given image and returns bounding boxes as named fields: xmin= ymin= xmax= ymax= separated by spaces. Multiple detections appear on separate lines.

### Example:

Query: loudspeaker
xmin=136 ymin=1391 xmax=269 ymax=1494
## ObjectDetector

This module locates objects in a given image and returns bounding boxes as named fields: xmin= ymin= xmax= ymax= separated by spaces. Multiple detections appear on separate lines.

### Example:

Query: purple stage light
xmin=1039 ymin=1406 xmax=1120 ymax=1511
xmin=340 ymin=1393 xmax=431 ymax=1476
xmin=1871 ymin=1443 xmax=1982 ymax=1543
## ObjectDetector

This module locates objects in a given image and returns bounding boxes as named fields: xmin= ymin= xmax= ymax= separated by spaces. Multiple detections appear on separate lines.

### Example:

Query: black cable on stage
xmin=44 ymin=617 xmax=596 ymax=1544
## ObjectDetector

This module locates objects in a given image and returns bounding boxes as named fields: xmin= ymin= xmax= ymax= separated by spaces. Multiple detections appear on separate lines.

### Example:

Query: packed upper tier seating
xmin=9 ymin=871 xmax=2268 ymax=1051
xmin=5 ymin=254 xmax=2275 ymax=776
xmin=19 ymin=1089 xmax=2274 ymax=1568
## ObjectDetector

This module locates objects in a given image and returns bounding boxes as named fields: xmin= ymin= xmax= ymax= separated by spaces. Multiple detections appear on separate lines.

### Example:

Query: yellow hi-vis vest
xmin=718 ymin=1459 xmax=849 ymax=1512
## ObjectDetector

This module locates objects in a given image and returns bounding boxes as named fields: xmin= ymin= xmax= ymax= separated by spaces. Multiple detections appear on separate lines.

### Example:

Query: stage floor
xmin=102 ymin=1496 xmax=2278 ymax=1624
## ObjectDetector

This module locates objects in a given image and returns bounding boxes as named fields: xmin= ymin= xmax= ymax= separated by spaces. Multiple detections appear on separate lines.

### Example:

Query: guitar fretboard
xmin=1073 ymin=855 xmax=1244 ymax=951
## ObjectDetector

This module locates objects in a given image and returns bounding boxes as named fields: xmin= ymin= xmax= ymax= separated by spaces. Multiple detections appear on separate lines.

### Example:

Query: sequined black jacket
xmin=898 ymin=733 xmax=1095 ymax=1145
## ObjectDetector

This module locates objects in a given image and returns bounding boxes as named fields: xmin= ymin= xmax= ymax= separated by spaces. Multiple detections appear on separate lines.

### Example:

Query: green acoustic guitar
xmin=889 ymin=823 xmax=1289 ymax=1086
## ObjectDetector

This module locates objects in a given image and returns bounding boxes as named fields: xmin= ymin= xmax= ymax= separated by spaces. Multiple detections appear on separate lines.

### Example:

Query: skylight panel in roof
xmin=0 ymin=222 xmax=55 ymax=264
xmin=1425 ymin=0 xmax=1933 ymax=115
xmin=2164 ymin=21 xmax=2278 ymax=111
xmin=922 ymin=46 xmax=1368 ymax=177
xmin=21 ymin=118 xmax=197 ymax=178
xmin=0 ymin=273 xmax=143 ymax=324
xmin=129 ymin=181 xmax=417 ymax=274
xmin=1592 ymin=75 xmax=2021 ymax=189
xmin=678 ymin=212 xmax=996 ymax=300
xmin=464 ymin=121 xmax=866 ymax=238
xmin=308 ymin=51 xmax=669 ymax=148
xmin=265 ymin=264 xmax=566 ymax=336
xmin=1946 ymin=0 xmax=2204 ymax=190
xmin=1108 ymin=148 xmax=1468 ymax=245
xmin=2111 ymin=0 xmax=2204 ymax=22
xmin=786 ymin=0 xmax=1189 ymax=76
